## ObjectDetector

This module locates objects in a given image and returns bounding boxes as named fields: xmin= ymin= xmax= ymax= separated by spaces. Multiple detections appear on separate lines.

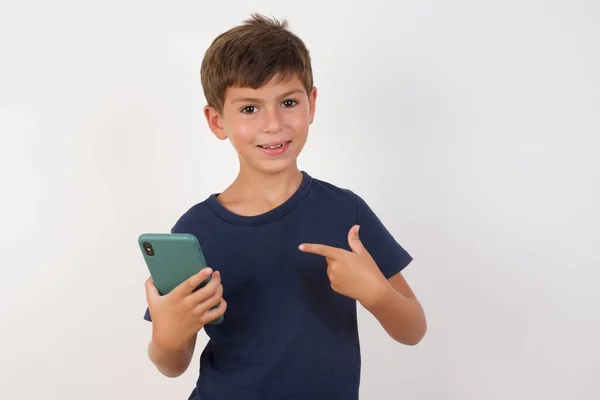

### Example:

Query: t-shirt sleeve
xmin=353 ymin=192 xmax=413 ymax=279
xmin=143 ymin=306 xmax=152 ymax=322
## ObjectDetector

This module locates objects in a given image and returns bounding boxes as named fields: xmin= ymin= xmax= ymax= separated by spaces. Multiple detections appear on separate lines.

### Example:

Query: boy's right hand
xmin=145 ymin=268 xmax=227 ymax=352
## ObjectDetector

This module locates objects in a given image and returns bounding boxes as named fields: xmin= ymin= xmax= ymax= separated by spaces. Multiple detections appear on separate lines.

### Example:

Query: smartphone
xmin=138 ymin=233 xmax=223 ymax=324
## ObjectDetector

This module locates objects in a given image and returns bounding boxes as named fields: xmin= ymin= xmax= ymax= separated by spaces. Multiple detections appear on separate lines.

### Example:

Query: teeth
xmin=261 ymin=142 xmax=286 ymax=149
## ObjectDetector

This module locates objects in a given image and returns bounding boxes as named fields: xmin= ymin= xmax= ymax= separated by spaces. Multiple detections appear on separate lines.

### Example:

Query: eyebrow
xmin=230 ymin=89 xmax=304 ymax=104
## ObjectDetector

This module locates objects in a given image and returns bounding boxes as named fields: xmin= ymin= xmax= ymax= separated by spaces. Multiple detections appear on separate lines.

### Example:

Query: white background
xmin=1 ymin=1 xmax=599 ymax=399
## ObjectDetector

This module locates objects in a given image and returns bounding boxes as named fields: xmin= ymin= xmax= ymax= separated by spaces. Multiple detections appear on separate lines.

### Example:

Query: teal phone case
xmin=138 ymin=233 xmax=223 ymax=324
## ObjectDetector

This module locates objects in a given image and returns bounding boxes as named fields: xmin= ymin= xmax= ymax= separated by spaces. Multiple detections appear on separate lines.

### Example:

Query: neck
xmin=214 ymin=162 xmax=305 ymax=216
xmin=233 ymin=165 xmax=303 ymax=198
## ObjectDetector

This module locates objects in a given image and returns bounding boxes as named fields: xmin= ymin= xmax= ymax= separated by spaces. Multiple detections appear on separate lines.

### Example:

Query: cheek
xmin=287 ymin=113 xmax=309 ymax=134
xmin=227 ymin=118 xmax=259 ymax=144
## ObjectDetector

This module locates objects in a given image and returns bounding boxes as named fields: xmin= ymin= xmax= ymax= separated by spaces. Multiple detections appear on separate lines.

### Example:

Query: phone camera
xmin=143 ymin=241 xmax=155 ymax=256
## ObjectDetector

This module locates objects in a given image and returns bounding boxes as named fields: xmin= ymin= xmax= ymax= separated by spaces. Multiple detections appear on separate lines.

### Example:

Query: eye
xmin=241 ymin=105 xmax=258 ymax=114
xmin=282 ymin=99 xmax=298 ymax=108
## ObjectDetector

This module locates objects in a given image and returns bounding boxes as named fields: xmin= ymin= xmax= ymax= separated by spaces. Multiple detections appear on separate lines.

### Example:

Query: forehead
xmin=224 ymin=74 xmax=306 ymax=104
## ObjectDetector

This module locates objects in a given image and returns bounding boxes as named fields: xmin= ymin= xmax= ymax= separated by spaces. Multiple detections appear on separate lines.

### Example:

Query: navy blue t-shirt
xmin=144 ymin=171 xmax=412 ymax=400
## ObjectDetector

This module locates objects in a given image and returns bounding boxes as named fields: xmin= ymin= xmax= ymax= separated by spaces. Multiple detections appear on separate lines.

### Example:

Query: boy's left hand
xmin=299 ymin=225 xmax=389 ymax=308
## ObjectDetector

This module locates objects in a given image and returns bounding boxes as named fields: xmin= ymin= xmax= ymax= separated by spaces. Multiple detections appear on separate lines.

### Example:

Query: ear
xmin=308 ymin=86 xmax=317 ymax=125
xmin=204 ymin=105 xmax=228 ymax=140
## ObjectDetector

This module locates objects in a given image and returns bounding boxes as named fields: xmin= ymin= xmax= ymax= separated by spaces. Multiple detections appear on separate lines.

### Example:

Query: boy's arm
xmin=148 ymin=333 xmax=197 ymax=378
xmin=144 ymin=269 xmax=227 ymax=378
xmin=299 ymin=192 xmax=426 ymax=345
xmin=364 ymin=271 xmax=427 ymax=345
xmin=299 ymin=229 xmax=427 ymax=346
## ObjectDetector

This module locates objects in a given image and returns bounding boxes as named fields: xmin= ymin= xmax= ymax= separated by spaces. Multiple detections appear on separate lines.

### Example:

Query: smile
xmin=257 ymin=141 xmax=291 ymax=149
xmin=256 ymin=140 xmax=292 ymax=156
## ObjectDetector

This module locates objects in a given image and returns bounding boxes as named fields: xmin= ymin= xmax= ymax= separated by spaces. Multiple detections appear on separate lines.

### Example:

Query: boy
xmin=143 ymin=13 xmax=426 ymax=400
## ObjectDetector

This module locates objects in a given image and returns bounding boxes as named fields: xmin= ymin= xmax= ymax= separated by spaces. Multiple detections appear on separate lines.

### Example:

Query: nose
xmin=262 ymin=107 xmax=283 ymax=134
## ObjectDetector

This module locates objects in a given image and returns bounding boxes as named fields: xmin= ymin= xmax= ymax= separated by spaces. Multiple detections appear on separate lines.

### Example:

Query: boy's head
xmin=201 ymin=13 xmax=317 ymax=175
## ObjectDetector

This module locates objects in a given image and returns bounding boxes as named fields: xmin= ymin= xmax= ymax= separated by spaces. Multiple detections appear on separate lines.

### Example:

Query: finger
xmin=298 ymin=243 xmax=341 ymax=259
xmin=172 ymin=267 xmax=214 ymax=297
xmin=347 ymin=225 xmax=365 ymax=255
xmin=201 ymin=298 xmax=227 ymax=325
xmin=187 ymin=270 xmax=221 ymax=305
xmin=145 ymin=277 xmax=160 ymax=301
xmin=194 ymin=282 xmax=223 ymax=316
xmin=326 ymin=263 xmax=333 ymax=278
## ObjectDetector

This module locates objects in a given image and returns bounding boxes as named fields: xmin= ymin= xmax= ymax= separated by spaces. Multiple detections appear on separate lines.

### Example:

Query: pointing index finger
xmin=298 ymin=243 xmax=340 ymax=259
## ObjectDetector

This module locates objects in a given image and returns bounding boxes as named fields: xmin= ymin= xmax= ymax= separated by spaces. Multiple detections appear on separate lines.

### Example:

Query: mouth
xmin=257 ymin=140 xmax=291 ymax=150
xmin=256 ymin=140 xmax=292 ymax=156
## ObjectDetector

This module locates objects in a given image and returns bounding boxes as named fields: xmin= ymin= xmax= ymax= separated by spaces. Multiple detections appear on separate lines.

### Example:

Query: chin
xmin=250 ymin=144 xmax=304 ymax=175
xmin=257 ymin=160 xmax=298 ymax=175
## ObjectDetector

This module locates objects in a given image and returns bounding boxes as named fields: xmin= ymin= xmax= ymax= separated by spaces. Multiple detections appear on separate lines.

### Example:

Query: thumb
xmin=145 ymin=277 xmax=160 ymax=303
xmin=347 ymin=225 xmax=365 ymax=254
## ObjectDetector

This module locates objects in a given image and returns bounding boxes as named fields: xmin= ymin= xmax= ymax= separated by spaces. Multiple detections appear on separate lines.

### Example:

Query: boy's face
xmin=204 ymin=73 xmax=317 ymax=175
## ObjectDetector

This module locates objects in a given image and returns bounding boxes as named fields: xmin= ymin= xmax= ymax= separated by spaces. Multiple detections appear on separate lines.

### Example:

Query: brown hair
xmin=200 ymin=13 xmax=314 ymax=114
